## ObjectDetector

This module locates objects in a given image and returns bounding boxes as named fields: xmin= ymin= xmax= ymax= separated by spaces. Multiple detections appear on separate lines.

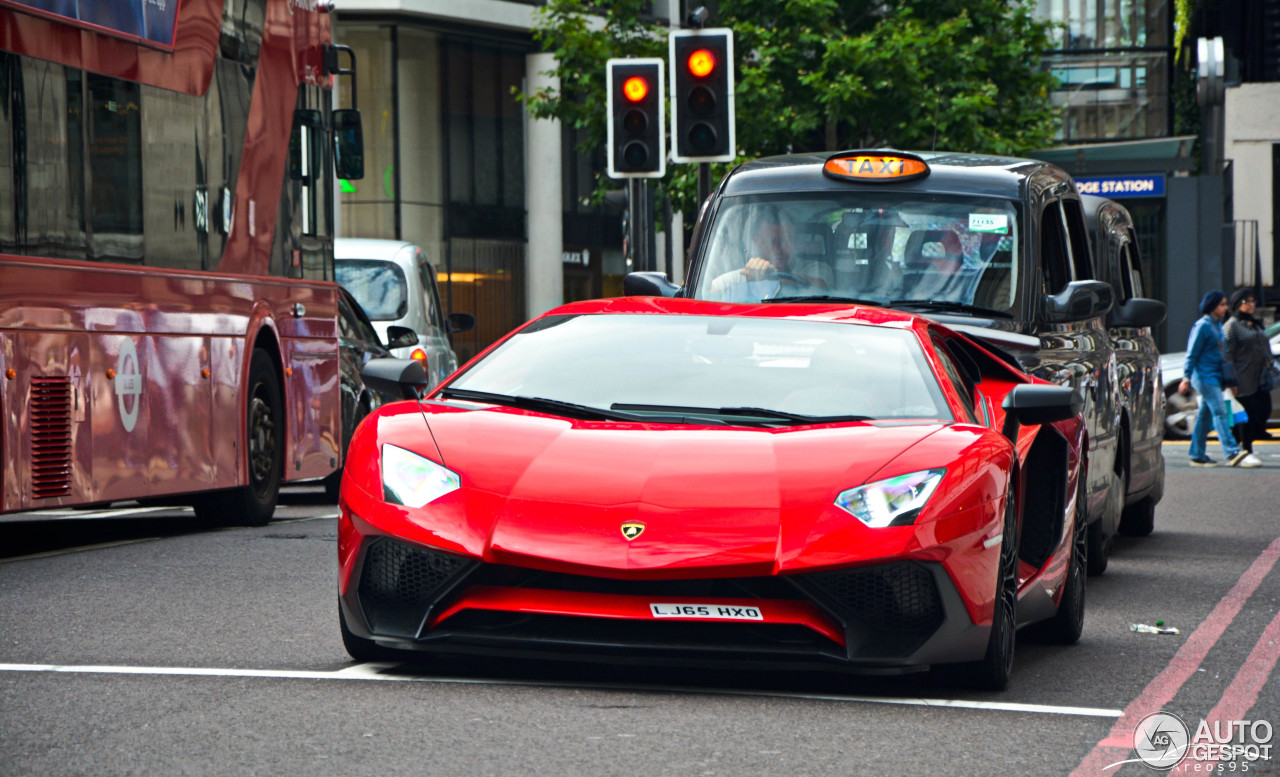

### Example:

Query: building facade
xmin=333 ymin=1 xmax=672 ymax=360
xmin=1034 ymin=0 xmax=1280 ymax=346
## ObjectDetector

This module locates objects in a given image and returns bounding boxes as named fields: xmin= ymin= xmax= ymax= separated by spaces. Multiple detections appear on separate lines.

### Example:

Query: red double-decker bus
xmin=0 ymin=0 xmax=363 ymax=524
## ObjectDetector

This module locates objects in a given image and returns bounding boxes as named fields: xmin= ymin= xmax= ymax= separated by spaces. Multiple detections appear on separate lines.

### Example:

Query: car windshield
xmin=446 ymin=314 xmax=951 ymax=422
xmin=691 ymin=193 xmax=1020 ymax=316
xmin=335 ymin=260 xmax=408 ymax=321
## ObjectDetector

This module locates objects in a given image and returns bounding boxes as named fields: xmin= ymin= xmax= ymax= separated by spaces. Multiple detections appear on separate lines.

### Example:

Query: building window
xmin=1036 ymin=0 xmax=1171 ymax=142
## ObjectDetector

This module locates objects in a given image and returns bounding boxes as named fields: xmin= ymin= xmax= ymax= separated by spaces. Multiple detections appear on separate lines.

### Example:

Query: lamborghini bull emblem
xmin=620 ymin=522 xmax=645 ymax=541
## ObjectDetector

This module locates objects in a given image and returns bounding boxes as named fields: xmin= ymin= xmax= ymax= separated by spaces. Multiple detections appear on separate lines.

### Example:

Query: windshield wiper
xmin=759 ymin=295 xmax=887 ymax=306
xmin=611 ymin=403 xmax=871 ymax=425
xmin=889 ymin=299 xmax=1013 ymax=319
xmin=440 ymin=388 xmax=648 ymax=422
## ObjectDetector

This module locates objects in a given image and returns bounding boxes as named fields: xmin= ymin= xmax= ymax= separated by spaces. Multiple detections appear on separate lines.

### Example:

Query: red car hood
xmin=416 ymin=405 xmax=945 ymax=576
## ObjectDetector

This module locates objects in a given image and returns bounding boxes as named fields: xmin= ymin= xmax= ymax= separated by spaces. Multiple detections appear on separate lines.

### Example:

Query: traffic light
xmin=670 ymin=28 xmax=735 ymax=163
xmin=606 ymin=58 xmax=665 ymax=179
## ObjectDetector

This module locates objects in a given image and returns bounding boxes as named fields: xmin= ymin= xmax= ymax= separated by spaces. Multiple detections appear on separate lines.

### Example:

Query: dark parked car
xmin=1080 ymin=195 xmax=1166 ymax=537
xmin=328 ymin=286 xmax=416 ymax=500
xmin=627 ymin=150 xmax=1125 ymax=574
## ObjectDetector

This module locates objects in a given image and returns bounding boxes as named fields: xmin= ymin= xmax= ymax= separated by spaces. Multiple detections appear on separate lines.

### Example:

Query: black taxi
xmin=1081 ymin=194 xmax=1167 ymax=538
xmin=627 ymin=150 xmax=1124 ymax=575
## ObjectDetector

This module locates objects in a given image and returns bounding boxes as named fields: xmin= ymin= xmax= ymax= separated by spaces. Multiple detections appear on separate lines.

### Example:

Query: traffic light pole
xmin=628 ymin=178 xmax=656 ymax=272
xmin=698 ymin=162 xmax=711 ymax=207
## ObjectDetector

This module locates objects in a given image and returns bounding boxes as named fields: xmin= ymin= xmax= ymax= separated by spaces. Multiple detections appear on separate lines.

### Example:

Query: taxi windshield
xmin=691 ymin=193 xmax=1020 ymax=317
xmin=446 ymin=314 xmax=951 ymax=424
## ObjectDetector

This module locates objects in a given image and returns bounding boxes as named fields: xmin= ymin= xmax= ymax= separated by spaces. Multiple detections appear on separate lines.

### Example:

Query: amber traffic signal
xmin=670 ymin=29 xmax=735 ymax=163
xmin=606 ymin=58 xmax=665 ymax=179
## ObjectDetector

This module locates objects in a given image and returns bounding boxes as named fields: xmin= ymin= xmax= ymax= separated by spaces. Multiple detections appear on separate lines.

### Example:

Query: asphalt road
xmin=2 ymin=443 xmax=1278 ymax=777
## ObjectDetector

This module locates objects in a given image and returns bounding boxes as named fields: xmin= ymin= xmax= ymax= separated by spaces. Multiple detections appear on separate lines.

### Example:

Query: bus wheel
xmin=194 ymin=349 xmax=283 ymax=527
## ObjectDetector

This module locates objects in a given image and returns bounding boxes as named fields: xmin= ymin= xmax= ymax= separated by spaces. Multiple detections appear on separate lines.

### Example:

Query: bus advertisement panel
xmin=0 ymin=0 xmax=363 ymax=525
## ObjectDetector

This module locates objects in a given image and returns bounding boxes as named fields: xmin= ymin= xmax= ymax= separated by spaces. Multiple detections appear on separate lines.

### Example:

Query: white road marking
xmin=0 ymin=662 xmax=1124 ymax=718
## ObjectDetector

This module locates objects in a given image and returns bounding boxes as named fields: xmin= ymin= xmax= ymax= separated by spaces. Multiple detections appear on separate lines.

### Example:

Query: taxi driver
xmin=708 ymin=208 xmax=833 ymax=299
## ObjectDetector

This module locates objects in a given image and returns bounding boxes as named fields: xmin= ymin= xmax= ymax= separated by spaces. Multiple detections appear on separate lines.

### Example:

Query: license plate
xmin=649 ymin=603 xmax=763 ymax=620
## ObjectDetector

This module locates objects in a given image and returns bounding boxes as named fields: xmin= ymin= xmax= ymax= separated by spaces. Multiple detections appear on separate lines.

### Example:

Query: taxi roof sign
xmin=823 ymin=152 xmax=930 ymax=184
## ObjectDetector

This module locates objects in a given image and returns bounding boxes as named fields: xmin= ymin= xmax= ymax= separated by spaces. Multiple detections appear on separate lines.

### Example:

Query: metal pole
xmin=697 ymin=163 xmax=711 ymax=208
xmin=642 ymin=179 xmax=656 ymax=272
xmin=627 ymin=178 xmax=641 ymax=271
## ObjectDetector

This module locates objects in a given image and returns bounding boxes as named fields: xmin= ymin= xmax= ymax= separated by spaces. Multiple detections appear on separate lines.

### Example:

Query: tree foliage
xmin=521 ymin=0 xmax=1061 ymax=217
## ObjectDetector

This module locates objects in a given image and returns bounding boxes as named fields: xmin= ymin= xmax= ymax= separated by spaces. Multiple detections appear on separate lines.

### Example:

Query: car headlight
xmin=381 ymin=444 xmax=461 ymax=508
xmin=835 ymin=469 xmax=946 ymax=528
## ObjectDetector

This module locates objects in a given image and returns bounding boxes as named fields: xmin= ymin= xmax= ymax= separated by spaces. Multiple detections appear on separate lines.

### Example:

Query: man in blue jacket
xmin=1178 ymin=290 xmax=1260 ymax=467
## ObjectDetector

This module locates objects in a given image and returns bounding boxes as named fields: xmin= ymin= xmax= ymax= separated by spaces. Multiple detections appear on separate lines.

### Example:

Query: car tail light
xmin=410 ymin=348 xmax=427 ymax=363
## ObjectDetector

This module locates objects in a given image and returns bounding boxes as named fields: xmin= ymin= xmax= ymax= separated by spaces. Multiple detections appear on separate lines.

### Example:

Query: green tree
xmin=521 ymin=0 xmax=1061 ymax=217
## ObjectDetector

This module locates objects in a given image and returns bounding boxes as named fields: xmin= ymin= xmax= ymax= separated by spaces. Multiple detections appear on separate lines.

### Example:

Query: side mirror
xmin=1044 ymin=280 xmax=1114 ymax=323
xmin=362 ymin=358 xmax=429 ymax=401
xmin=385 ymin=325 xmax=418 ymax=350
xmin=447 ymin=312 xmax=476 ymax=335
xmin=1001 ymin=384 xmax=1083 ymax=441
xmin=334 ymin=109 xmax=364 ymax=181
xmin=623 ymin=272 xmax=680 ymax=297
xmin=1111 ymin=297 xmax=1166 ymax=329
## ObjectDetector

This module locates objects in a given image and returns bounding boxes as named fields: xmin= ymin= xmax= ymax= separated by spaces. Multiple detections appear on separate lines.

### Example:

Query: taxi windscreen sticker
xmin=969 ymin=213 xmax=1009 ymax=234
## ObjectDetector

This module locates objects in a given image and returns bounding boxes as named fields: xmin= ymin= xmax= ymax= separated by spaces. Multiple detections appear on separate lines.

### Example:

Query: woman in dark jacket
xmin=1224 ymin=287 xmax=1274 ymax=455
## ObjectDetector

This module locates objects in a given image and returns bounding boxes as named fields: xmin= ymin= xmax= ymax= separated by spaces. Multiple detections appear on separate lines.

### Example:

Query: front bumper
xmin=338 ymin=533 xmax=991 ymax=674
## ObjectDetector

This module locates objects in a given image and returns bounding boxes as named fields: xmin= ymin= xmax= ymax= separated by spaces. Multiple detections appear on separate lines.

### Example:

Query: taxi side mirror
xmin=386 ymin=326 xmax=418 ymax=350
xmin=1044 ymin=280 xmax=1114 ymax=323
xmin=1111 ymin=297 xmax=1166 ymax=329
xmin=447 ymin=312 xmax=476 ymax=335
xmin=623 ymin=272 xmax=680 ymax=297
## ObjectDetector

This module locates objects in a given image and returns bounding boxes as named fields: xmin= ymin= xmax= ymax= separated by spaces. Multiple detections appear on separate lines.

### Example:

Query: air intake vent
xmin=30 ymin=377 xmax=73 ymax=499
xmin=357 ymin=538 xmax=475 ymax=636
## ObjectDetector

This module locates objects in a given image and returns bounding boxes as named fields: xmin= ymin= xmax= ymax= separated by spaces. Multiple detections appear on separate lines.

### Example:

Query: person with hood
xmin=1224 ymin=287 xmax=1274 ymax=457
xmin=1178 ymin=290 xmax=1260 ymax=467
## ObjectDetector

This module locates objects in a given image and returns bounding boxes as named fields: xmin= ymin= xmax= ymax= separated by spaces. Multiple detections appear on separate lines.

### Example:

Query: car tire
xmin=1163 ymin=385 xmax=1196 ymax=440
xmin=1118 ymin=496 xmax=1156 ymax=537
xmin=1086 ymin=468 xmax=1119 ymax=577
xmin=1086 ymin=519 xmax=1108 ymax=577
xmin=1033 ymin=476 xmax=1086 ymax=644
xmin=952 ymin=486 xmax=1018 ymax=691
xmin=193 ymin=349 xmax=283 ymax=527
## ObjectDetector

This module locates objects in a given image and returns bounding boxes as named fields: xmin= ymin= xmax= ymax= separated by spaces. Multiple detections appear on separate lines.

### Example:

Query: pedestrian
xmin=1223 ymin=287 xmax=1274 ymax=456
xmin=1179 ymin=290 xmax=1261 ymax=467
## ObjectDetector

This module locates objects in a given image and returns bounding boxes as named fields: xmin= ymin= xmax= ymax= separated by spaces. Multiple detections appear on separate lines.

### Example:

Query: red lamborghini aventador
xmin=337 ymin=297 xmax=1086 ymax=690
